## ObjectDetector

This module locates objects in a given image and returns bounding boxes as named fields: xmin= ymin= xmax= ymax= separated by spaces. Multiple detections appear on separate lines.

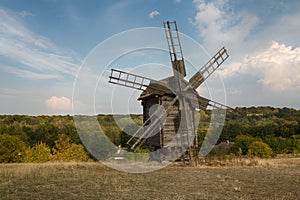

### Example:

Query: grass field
xmin=0 ymin=157 xmax=299 ymax=200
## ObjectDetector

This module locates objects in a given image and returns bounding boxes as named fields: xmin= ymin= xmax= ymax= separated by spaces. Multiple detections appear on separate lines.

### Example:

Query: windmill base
xmin=149 ymin=146 xmax=198 ymax=165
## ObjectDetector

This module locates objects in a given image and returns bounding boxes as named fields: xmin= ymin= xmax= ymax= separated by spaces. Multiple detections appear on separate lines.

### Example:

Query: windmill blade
xmin=189 ymin=47 xmax=229 ymax=90
xmin=208 ymin=99 xmax=232 ymax=110
xmin=198 ymin=97 xmax=232 ymax=110
xmin=109 ymin=68 xmax=172 ymax=95
xmin=188 ymin=94 xmax=231 ymax=110
xmin=108 ymin=69 xmax=153 ymax=91
xmin=177 ymin=96 xmax=198 ymax=149
xmin=163 ymin=21 xmax=186 ymax=78
xmin=127 ymin=97 xmax=178 ymax=150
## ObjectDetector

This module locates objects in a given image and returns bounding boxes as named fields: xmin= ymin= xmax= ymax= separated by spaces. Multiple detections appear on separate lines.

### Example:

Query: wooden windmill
xmin=108 ymin=21 xmax=229 ymax=162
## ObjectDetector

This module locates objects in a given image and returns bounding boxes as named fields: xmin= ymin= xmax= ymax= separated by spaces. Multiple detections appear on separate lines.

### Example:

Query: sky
xmin=0 ymin=0 xmax=300 ymax=115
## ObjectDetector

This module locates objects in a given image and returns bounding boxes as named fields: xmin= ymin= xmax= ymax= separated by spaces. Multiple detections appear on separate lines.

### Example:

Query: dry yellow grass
xmin=0 ymin=157 xmax=299 ymax=199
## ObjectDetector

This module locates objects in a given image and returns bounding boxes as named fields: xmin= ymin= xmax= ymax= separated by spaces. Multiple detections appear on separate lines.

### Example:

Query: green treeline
xmin=208 ymin=107 xmax=300 ymax=158
xmin=0 ymin=106 xmax=299 ymax=163
xmin=0 ymin=115 xmax=89 ymax=163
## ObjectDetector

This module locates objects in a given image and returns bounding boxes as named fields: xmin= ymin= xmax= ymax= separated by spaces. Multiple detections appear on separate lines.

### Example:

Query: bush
xmin=52 ymin=134 xmax=89 ymax=161
xmin=24 ymin=142 xmax=51 ymax=163
xmin=231 ymin=135 xmax=259 ymax=155
xmin=0 ymin=134 xmax=28 ymax=163
xmin=247 ymin=141 xmax=274 ymax=158
xmin=291 ymin=135 xmax=300 ymax=154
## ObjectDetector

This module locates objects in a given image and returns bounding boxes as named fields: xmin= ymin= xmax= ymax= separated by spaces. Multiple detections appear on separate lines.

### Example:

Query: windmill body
xmin=108 ymin=21 xmax=229 ymax=162
xmin=138 ymin=76 xmax=201 ymax=150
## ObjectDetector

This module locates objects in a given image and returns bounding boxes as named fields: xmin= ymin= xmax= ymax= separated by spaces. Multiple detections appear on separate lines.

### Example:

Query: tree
xmin=0 ymin=134 xmax=28 ymax=163
xmin=247 ymin=141 xmax=274 ymax=158
xmin=291 ymin=135 xmax=300 ymax=154
xmin=220 ymin=123 xmax=243 ymax=142
xmin=105 ymin=126 xmax=121 ymax=145
xmin=264 ymin=136 xmax=290 ymax=154
xmin=52 ymin=134 xmax=89 ymax=161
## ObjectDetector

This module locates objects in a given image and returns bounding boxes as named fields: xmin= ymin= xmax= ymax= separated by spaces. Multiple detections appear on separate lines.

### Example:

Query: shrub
xmin=52 ymin=134 xmax=89 ymax=161
xmin=231 ymin=135 xmax=259 ymax=155
xmin=24 ymin=142 xmax=51 ymax=163
xmin=247 ymin=141 xmax=274 ymax=158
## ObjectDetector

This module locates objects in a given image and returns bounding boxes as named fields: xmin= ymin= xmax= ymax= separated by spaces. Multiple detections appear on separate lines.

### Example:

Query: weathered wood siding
xmin=142 ymin=95 xmax=198 ymax=150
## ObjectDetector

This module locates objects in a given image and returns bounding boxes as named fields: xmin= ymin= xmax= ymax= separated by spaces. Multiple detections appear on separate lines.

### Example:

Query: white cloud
xmin=192 ymin=0 xmax=258 ymax=52
xmin=222 ymin=41 xmax=300 ymax=92
xmin=0 ymin=7 xmax=79 ymax=79
xmin=175 ymin=0 xmax=182 ymax=3
xmin=149 ymin=10 xmax=160 ymax=19
xmin=190 ymin=1 xmax=300 ymax=108
xmin=45 ymin=96 xmax=72 ymax=111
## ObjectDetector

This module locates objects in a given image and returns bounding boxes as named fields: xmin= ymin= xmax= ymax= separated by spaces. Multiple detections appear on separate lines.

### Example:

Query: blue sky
xmin=0 ymin=0 xmax=300 ymax=115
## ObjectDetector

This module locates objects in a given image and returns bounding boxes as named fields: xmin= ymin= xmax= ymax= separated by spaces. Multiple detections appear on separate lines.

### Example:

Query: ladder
xmin=108 ymin=69 xmax=152 ymax=91
xmin=164 ymin=21 xmax=186 ymax=77
xmin=189 ymin=47 xmax=229 ymax=90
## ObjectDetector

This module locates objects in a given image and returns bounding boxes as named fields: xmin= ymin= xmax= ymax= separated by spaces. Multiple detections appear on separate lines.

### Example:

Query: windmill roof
xmin=138 ymin=76 xmax=200 ymax=100
xmin=138 ymin=76 xmax=174 ymax=100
